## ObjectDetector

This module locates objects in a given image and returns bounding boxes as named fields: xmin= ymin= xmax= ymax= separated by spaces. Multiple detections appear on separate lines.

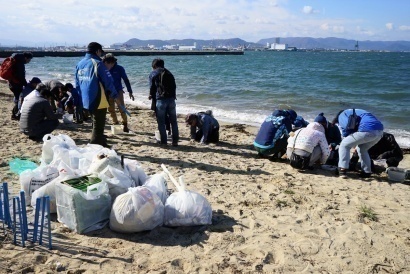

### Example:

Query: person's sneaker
xmin=359 ymin=172 xmax=372 ymax=178
xmin=339 ymin=168 xmax=348 ymax=179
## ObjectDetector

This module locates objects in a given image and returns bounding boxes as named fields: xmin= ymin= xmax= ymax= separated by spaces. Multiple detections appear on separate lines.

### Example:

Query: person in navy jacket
xmin=334 ymin=109 xmax=383 ymax=178
xmin=254 ymin=109 xmax=297 ymax=160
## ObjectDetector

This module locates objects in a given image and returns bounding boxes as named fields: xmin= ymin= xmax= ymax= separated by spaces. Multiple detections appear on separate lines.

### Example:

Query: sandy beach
xmin=0 ymin=82 xmax=409 ymax=273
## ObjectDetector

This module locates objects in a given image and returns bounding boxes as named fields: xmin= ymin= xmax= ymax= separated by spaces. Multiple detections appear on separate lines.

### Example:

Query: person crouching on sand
xmin=253 ymin=109 xmax=297 ymax=161
xmin=185 ymin=111 xmax=220 ymax=144
xmin=19 ymin=84 xmax=61 ymax=141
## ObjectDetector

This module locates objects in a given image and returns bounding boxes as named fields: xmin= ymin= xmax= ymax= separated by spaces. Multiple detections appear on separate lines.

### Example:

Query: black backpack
xmin=158 ymin=69 xmax=176 ymax=98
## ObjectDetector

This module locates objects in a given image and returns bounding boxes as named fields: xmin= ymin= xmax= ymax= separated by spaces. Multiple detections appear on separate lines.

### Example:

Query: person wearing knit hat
xmin=286 ymin=114 xmax=330 ymax=170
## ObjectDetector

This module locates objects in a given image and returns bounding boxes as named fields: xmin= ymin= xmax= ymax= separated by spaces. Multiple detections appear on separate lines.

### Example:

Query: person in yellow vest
xmin=75 ymin=42 xmax=119 ymax=147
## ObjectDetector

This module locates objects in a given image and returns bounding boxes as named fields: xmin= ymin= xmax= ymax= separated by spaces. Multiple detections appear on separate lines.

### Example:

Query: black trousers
xmin=24 ymin=119 xmax=59 ymax=140
xmin=194 ymin=127 xmax=220 ymax=143
xmin=90 ymin=108 xmax=108 ymax=147
xmin=9 ymin=84 xmax=23 ymax=117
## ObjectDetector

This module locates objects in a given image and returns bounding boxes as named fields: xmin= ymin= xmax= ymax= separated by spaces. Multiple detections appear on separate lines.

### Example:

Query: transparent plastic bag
xmin=143 ymin=172 xmax=168 ymax=205
xmin=109 ymin=186 xmax=164 ymax=233
xmin=161 ymin=164 xmax=212 ymax=227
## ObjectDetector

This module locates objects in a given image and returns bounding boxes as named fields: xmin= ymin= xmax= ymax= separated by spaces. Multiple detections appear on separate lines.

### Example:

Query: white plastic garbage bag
xmin=88 ymin=152 xmax=122 ymax=174
xmin=20 ymin=165 xmax=59 ymax=204
xmin=109 ymin=186 xmax=164 ymax=233
xmin=124 ymin=159 xmax=147 ymax=186
xmin=56 ymin=180 xmax=111 ymax=234
xmin=161 ymin=164 xmax=212 ymax=227
xmin=41 ymin=134 xmax=77 ymax=165
xmin=99 ymin=166 xmax=136 ymax=201
xmin=143 ymin=173 xmax=168 ymax=205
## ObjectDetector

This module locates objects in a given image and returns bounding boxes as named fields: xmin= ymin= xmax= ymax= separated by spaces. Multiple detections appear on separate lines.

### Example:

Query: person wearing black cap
xmin=17 ymin=77 xmax=42 ymax=119
xmin=286 ymin=113 xmax=330 ymax=169
xmin=75 ymin=42 xmax=119 ymax=147
xmin=254 ymin=109 xmax=298 ymax=160
xmin=185 ymin=110 xmax=220 ymax=144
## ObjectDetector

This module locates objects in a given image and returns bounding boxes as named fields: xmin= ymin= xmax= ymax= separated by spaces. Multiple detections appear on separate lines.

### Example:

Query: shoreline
xmin=1 ymin=83 xmax=410 ymax=273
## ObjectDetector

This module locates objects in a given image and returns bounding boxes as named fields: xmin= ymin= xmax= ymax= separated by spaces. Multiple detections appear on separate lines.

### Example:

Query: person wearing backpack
xmin=286 ymin=113 xmax=330 ymax=170
xmin=334 ymin=109 xmax=384 ymax=178
xmin=1 ymin=52 xmax=33 ymax=120
xmin=254 ymin=109 xmax=298 ymax=161
xmin=149 ymin=58 xmax=179 ymax=146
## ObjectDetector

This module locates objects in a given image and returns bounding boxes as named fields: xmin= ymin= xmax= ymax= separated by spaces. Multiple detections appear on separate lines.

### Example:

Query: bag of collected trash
xmin=56 ymin=178 xmax=111 ymax=234
xmin=161 ymin=164 xmax=212 ymax=227
xmin=123 ymin=158 xmax=147 ymax=186
xmin=143 ymin=172 xmax=168 ymax=205
xmin=88 ymin=152 xmax=122 ymax=174
xmin=20 ymin=165 xmax=59 ymax=204
xmin=41 ymin=134 xmax=77 ymax=165
xmin=109 ymin=186 xmax=164 ymax=233
xmin=99 ymin=165 xmax=136 ymax=201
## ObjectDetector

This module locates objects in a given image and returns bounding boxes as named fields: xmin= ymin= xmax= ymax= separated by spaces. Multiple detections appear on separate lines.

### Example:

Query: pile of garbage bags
xmin=19 ymin=133 xmax=212 ymax=234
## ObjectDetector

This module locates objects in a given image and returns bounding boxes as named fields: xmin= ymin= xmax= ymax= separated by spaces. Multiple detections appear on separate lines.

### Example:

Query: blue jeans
xmin=338 ymin=130 xmax=383 ymax=173
xmin=156 ymin=98 xmax=179 ymax=144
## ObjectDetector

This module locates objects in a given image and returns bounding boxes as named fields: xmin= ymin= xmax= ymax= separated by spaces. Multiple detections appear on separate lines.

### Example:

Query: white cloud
xmin=303 ymin=6 xmax=313 ymax=14
xmin=399 ymin=25 xmax=410 ymax=31
xmin=320 ymin=23 xmax=329 ymax=31
xmin=0 ymin=0 xmax=408 ymax=45
xmin=386 ymin=23 xmax=394 ymax=30
xmin=302 ymin=5 xmax=320 ymax=14
xmin=332 ymin=26 xmax=345 ymax=34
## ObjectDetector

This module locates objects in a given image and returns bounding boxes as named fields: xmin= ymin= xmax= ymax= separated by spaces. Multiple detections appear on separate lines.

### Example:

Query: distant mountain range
xmin=122 ymin=37 xmax=410 ymax=51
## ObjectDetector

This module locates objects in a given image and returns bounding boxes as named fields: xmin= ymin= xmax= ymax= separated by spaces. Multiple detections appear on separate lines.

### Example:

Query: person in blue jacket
xmin=75 ymin=42 xmax=119 ymax=147
xmin=185 ymin=111 xmax=220 ymax=144
xmin=254 ymin=109 xmax=297 ymax=160
xmin=102 ymin=53 xmax=135 ymax=133
xmin=334 ymin=108 xmax=384 ymax=178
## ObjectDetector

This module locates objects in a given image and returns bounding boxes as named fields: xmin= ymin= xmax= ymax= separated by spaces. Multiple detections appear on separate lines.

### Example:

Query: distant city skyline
xmin=1 ymin=0 xmax=409 ymax=47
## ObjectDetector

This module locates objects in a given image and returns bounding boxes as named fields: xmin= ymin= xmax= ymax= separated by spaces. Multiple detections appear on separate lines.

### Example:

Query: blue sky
xmin=1 ymin=0 xmax=409 ymax=47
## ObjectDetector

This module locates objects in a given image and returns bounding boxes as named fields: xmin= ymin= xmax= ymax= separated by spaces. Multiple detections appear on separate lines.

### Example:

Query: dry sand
xmin=0 ymin=83 xmax=409 ymax=273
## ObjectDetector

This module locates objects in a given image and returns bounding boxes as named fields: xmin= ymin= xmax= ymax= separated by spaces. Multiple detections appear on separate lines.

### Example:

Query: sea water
xmin=22 ymin=51 xmax=410 ymax=147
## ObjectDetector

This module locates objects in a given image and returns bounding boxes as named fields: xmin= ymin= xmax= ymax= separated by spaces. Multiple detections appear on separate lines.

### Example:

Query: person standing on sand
xmin=333 ymin=108 xmax=383 ymax=178
xmin=75 ymin=42 xmax=118 ymax=148
xmin=6 ymin=52 xmax=33 ymax=120
xmin=19 ymin=84 xmax=60 ymax=141
xmin=149 ymin=58 xmax=179 ymax=146
xmin=102 ymin=53 xmax=135 ymax=133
